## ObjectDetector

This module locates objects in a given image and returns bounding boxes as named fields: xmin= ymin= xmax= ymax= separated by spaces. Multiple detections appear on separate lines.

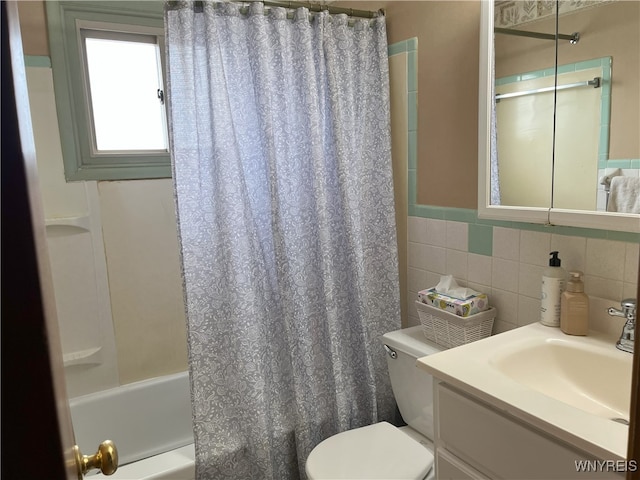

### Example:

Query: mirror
xmin=478 ymin=0 xmax=640 ymax=232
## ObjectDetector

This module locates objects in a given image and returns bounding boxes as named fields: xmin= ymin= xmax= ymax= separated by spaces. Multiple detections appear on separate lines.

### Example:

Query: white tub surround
xmin=96 ymin=445 xmax=195 ymax=480
xmin=417 ymin=322 xmax=631 ymax=475
xmin=70 ymin=372 xmax=193 ymax=467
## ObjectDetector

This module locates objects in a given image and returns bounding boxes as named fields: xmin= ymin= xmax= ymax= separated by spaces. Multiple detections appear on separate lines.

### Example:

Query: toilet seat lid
xmin=305 ymin=422 xmax=434 ymax=480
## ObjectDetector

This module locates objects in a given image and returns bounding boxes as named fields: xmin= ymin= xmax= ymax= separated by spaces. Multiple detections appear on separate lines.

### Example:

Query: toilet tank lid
xmin=381 ymin=326 xmax=443 ymax=358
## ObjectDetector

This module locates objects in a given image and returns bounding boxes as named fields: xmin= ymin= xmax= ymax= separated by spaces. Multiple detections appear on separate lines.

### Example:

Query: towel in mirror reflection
xmin=607 ymin=176 xmax=640 ymax=214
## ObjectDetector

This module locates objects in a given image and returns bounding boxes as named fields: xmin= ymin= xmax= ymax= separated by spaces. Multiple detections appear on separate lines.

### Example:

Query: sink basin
xmin=417 ymin=322 xmax=631 ymax=460
xmin=489 ymin=337 xmax=632 ymax=421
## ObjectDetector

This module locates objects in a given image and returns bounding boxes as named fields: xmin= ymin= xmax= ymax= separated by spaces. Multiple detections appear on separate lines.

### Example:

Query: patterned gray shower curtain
xmin=165 ymin=2 xmax=401 ymax=478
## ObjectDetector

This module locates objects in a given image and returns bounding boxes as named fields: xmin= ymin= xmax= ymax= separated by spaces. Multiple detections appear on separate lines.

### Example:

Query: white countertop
xmin=416 ymin=322 xmax=630 ymax=460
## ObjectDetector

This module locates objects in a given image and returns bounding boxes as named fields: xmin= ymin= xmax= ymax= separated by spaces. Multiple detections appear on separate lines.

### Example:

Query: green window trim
xmin=46 ymin=1 xmax=170 ymax=181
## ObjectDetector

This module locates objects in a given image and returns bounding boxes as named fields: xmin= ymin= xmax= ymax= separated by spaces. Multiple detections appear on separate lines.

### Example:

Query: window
xmin=46 ymin=2 xmax=170 ymax=180
xmin=82 ymin=28 xmax=168 ymax=153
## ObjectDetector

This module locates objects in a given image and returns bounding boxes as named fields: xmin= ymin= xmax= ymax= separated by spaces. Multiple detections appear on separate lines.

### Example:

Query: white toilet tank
xmin=381 ymin=325 xmax=443 ymax=441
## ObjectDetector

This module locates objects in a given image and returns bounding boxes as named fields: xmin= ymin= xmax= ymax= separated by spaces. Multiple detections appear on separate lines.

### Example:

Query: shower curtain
xmin=164 ymin=2 xmax=401 ymax=478
xmin=490 ymin=38 xmax=502 ymax=205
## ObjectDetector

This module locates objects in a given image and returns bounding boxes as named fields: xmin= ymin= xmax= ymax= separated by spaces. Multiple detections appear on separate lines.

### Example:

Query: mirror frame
xmin=477 ymin=0 xmax=640 ymax=233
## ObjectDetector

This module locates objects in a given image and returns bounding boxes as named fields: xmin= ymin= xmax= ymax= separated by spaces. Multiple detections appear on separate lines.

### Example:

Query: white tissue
xmin=435 ymin=275 xmax=480 ymax=300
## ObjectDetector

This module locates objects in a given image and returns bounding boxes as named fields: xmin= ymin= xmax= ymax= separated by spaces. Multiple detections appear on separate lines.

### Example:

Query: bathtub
xmin=70 ymin=371 xmax=195 ymax=479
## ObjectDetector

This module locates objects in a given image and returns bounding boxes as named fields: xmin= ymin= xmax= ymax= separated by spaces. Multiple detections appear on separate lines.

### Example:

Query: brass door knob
xmin=73 ymin=440 xmax=118 ymax=478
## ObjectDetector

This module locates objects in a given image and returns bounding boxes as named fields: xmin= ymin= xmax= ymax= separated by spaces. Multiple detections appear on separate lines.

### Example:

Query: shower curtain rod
xmin=495 ymin=27 xmax=580 ymax=44
xmin=192 ymin=1 xmax=382 ymax=18
xmin=496 ymin=76 xmax=601 ymax=101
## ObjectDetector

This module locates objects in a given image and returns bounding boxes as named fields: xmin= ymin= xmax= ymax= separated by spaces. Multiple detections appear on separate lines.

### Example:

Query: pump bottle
xmin=540 ymin=251 xmax=566 ymax=327
xmin=560 ymin=271 xmax=589 ymax=335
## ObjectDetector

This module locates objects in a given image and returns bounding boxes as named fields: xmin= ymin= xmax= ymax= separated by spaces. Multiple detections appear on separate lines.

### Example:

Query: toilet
xmin=305 ymin=325 xmax=443 ymax=480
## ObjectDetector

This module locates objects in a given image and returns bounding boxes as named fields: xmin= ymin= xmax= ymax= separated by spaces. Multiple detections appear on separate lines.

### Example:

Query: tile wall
xmin=407 ymin=216 xmax=639 ymax=334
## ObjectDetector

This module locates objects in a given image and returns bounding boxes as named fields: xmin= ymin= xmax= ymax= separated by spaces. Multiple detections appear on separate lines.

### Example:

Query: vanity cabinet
xmin=434 ymin=382 xmax=623 ymax=479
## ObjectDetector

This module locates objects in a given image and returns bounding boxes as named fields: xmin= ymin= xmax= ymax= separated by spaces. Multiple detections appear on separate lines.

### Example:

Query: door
xmin=1 ymin=2 xmax=116 ymax=478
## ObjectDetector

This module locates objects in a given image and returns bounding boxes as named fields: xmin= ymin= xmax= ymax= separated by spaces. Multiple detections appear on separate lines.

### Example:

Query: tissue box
xmin=418 ymin=288 xmax=489 ymax=317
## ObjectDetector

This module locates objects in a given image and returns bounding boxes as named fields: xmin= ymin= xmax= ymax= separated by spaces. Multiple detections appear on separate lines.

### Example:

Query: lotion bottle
xmin=560 ymin=271 xmax=589 ymax=335
xmin=540 ymin=251 xmax=566 ymax=327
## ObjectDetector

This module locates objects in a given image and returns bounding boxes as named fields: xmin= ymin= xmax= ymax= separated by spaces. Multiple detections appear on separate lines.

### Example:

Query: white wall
xmin=26 ymin=65 xmax=188 ymax=397
xmin=99 ymin=180 xmax=188 ymax=385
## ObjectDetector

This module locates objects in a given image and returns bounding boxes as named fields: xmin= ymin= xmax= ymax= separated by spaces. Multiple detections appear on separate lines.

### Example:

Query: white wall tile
xmin=468 ymin=253 xmax=492 ymax=287
xmin=491 ymin=288 xmax=518 ymax=324
xmin=623 ymin=282 xmax=638 ymax=300
xmin=445 ymin=249 xmax=468 ymax=281
xmin=424 ymin=245 xmax=446 ymax=274
xmin=407 ymin=216 xmax=428 ymax=244
xmin=517 ymin=295 xmax=541 ymax=326
xmin=493 ymin=227 xmax=520 ymax=261
xmin=492 ymin=258 xmax=519 ymax=293
xmin=585 ymin=238 xmax=626 ymax=280
xmin=584 ymin=275 xmax=623 ymax=302
xmin=408 ymin=241 xmax=428 ymax=270
xmin=492 ymin=319 xmax=518 ymax=334
xmin=407 ymin=288 xmax=422 ymax=327
xmin=407 ymin=267 xmax=428 ymax=294
xmin=589 ymin=295 xmax=626 ymax=338
xmin=624 ymin=243 xmax=640 ymax=284
xmin=468 ymin=281 xmax=491 ymax=295
xmin=407 ymin=315 xmax=421 ymax=328
xmin=445 ymin=221 xmax=468 ymax=251
xmin=518 ymin=263 xmax=543 ymax=299
xmin=519 ymin=230 xmax=551 ymax=266
xmin=426 ymin=219 xmax=446 ymax=247
xmin=405 ymin=213 xmax=636 ymax=338
xmin=550 ymin=234 xmax=586 ymax=273
xmin=425 ymin=271 xmax=442 ymax=289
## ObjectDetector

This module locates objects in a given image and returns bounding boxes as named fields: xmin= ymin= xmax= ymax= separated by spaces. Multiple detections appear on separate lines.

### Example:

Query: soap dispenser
xmin=540 ymin=251 xmax=566 ymax=327
xmin=560 ymin=271 xmax=589 ymax=336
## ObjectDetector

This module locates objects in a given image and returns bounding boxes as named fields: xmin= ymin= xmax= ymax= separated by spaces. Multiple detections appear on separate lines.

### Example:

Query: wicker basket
xmin=415 ymin=301 xmax=496 ymax=349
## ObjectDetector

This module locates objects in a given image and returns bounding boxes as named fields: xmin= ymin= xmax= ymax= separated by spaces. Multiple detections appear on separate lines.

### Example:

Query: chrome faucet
xmin=608 ymin=298 xmax=636 ymax=353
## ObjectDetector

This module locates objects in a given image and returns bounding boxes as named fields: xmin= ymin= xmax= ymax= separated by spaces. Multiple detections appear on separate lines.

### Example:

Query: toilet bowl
xmin=305 ymin=325 xmax=443 ymax=480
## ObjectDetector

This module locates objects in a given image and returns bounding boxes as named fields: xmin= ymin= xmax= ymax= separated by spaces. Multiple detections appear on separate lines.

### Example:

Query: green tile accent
xmin=598 ymin=157 xmax=607 ymax=169
xmin=556 ymin=63 xmax=576 ymax=75
xmin=606 ymin=159 xmax=631 ymax=168
xmin=24 ymin=55 xmax=52 ymax=68
xmin=475 ymin=217 xmax=514 ymax=228
xmin=408 ymin=168 xmax=417 ymax=205
xmin=388 ymin=41 xmax=407 ymax=56
xmin=608 ymin=231 xmax=640 ymax=243
xmin=407 ymin=51 xmax=417 ymax=93
xmin=442 ymin=208 xmax=477 ymax=223
xmin=406 ymin=37 xmax=418 ymax=51
xmin=408 ymin=131 xmax=417 ymax=170
xmin=408 ymin=206 xmax=640 ymax=243
xmin=407 ymin=91 xmax=417 ymax=131
xmin=599 ymin=125 xmax=610 ymax=157
xmin=412 ymin=204 xmax=445 ymax=219
xmin=495 ymin=74 xmax=520 ymax=86
xmin=631 ymin=159 xmax=640 ymax=169
xmin=468 ymin=224 xmax=493 ymax=256
xmin=520 ymin=72 xmax=542 ymax=81
xmin=600 ymin=97 xmax=611 ymax=127
xmin=575 ymin=58 xmax=602 ymax=71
